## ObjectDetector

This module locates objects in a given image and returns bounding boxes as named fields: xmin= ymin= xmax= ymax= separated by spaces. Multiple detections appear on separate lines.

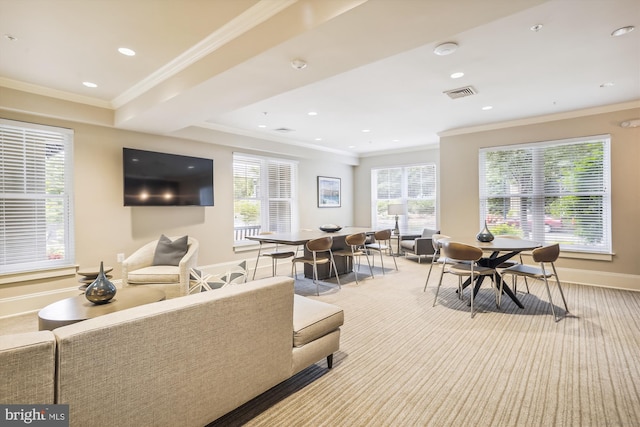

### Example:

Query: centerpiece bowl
xmin=319 ymin=224 xmax=342 ymax=233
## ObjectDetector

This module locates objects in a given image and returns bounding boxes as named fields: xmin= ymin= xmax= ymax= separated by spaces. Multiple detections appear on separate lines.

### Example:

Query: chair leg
xmin=469 ymin=271 xmax=475 ymax=318
xmin=552 ymin=264 xmax=569 ymax=314
xmin=432 ymin=262 xmax=447 ymax=306
xmin=327 ymin=353 xmax=334 ymax=369
xmin=330 ymin=253 xmax=341 ymax=289
xmin=378 ymin=250 xmax=385 ymax=274
xmin=423 ymin=257 xmax=437 ymax=291
xmin=363 ymin=251 xmax=374 ymax=279
xmin=252 ymin=244 xmax=263 ymax=280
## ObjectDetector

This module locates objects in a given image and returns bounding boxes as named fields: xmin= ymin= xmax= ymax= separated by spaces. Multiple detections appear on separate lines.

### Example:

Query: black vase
xmin=476 ymin=221 xmax=495 ymax=242
xmin=85 ymin=261 xmax=117 ymax=304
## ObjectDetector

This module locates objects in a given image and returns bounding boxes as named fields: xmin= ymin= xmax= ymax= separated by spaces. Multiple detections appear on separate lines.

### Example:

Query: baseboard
xmin=0 ymin=286 xmax=81 ymax=319
xmin=557 ymin=267 xmax=639 ymax=292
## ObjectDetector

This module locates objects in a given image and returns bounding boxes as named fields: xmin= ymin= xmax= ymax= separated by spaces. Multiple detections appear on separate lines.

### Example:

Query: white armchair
xmin=122 ymin=236 xmax=199 ymax=298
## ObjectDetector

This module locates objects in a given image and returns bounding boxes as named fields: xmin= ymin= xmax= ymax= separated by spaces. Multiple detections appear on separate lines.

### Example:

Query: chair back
xmin=306 ymin=236 xmax=333 ymax=252
xmin=442 ymin=241 xmax=482 ymax=262
xmin=532 ymin=243 xmax=560 ymax=263
xmin=374 ymin=229 xmax=392 ymax=241
xmin=345 ymin=232 xmax=366 ymax=246
xmin=431 ymin=233 xmax=450 ymax=251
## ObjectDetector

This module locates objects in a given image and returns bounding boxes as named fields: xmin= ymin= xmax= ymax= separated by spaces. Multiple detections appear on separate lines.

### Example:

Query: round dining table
xmin=442 ymin=237 xmax=541 ymax=309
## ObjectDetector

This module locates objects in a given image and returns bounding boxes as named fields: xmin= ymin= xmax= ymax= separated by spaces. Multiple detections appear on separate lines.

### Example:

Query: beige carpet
xmin=3 ymin=257 xmax=639 ymax=426
xmin=210 ymin=257 xmax=640 ymax=426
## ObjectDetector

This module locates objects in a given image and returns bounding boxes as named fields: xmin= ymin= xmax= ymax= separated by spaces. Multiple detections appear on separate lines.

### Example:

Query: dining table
xmin=442 ymin=237 xmax=542 ymax=308
xmin=246 ymin=226 xmax=373 ymax=279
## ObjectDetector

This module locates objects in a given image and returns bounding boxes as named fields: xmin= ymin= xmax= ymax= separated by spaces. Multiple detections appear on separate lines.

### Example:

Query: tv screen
xmin=123 ymin=148 xmax=214 ymax=206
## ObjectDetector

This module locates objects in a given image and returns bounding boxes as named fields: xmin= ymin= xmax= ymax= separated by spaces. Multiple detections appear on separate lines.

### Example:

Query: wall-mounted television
xmin=123 ymin=148 xmax=214 ymax=206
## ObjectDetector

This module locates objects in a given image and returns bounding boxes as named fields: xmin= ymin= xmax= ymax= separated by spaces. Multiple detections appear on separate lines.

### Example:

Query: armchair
xmin=122 ymin=236 xmax=199 ymax=298
xmin=399 ymin=228 xmax=439 ymax=263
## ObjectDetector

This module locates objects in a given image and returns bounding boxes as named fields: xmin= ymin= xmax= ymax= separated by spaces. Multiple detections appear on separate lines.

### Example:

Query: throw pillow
xmin=152 ymin=234 xmax=188 ymax=266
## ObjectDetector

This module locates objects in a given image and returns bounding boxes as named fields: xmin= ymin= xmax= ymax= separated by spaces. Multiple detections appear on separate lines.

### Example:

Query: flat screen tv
xmin=123 ymin=148 xmax=214 ymax=206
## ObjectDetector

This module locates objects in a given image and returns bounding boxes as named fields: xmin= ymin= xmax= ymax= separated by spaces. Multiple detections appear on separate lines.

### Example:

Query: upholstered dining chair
xmin=365 ymin=229 xmax=398 ymax=274
xmin=423 ymin=233 xmax=451 ymax=291
xmin=433 ymin=240 xmax=498 ymax=318
xmin=501 ymin=243 xmax=569 ymax=322
xmin=252 ymin=231 xmax=298 ymax=280
xmin=291 ymin=236 xmax=341 ymax=296
xmin=333 ymin=232 xmax=374 ymax=284
xmin=494 ymin=235 xmax=530 ymax=294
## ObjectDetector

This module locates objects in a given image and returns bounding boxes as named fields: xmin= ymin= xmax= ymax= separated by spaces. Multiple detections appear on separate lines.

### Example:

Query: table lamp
xmin=388 ymin=204 xmax=404 ymax=235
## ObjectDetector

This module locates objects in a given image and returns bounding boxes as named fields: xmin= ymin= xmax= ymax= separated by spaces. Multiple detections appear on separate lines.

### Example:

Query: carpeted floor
xmin=209 ymin=256 xmax=640 ymax=426
xmin=3 ymin=256 xmax=639 ymax=426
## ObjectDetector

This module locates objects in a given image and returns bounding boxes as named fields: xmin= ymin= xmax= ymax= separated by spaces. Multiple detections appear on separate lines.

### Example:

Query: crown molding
xmin=0 ymin=77 xmax=112 ymax=109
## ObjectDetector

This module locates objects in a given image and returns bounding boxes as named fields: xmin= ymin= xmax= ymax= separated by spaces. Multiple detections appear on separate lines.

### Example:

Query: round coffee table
xmin=38 ymin=287 xmax=165 ymax=330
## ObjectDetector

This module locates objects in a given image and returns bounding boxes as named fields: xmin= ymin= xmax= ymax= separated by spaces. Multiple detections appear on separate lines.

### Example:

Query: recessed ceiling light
xmin=450 ymin=72 xmax=464 ymax=79
xmin=433 ymin=42 xmax=458 ymax=56
xmin=482 ymin=105 xmax=493 ymax=111
xmin=362 ymin=129 xmax=371 ymax=133
xmin=530 ymin=24 xmax=543 ymax=32
xmin=392 ymin=139 xmax=400 ymax=142
xmin=258 ymin=124 xmax=267 ymax=128
xmin=3 ymin=33 xmax=17 ymax=41
xmin=348 ymin=145 xmax=356 ymax=149
xmin=600 ymin=82 xmax=615 ymax=87
xmin=315 ymin=137 xmax=322 ymax=141
xmin=82 ymin=81 xmax=97 ymax=88
xmin=118 ymin=47 xmax=136 ymax=56
xmin=308 ymin=111 xmax=318 ymax=116
xmin=611 ymin=25 xmax=635 ymax=37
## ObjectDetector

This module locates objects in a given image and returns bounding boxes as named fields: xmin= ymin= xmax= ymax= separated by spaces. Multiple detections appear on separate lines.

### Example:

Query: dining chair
xmin=365 ymin=229 xmax=398 ymax=274
xmin=494 ymin=235 xmax=530 ymax=294
xmin=433 ymin=240 xmax=498 ymax=318
xmin=252 ymin=231 xmax=298 ymax=280
xmin=291 ymin=236 xmax=341 ymax=296
xmin=423 ymin=233 xmax=451 ymax=291
xmin=500 ymin=243 xmax=569 ymax=322
xmin=333 ymin=232 xmax=374 ymax=284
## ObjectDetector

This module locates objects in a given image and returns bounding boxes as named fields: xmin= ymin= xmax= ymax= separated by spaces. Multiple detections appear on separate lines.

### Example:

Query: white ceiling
xmin=1 ymin=0 xmax=638 ymax=157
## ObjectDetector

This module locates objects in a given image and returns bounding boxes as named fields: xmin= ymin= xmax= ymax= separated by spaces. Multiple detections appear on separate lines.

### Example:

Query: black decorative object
xmin=85 ymin=261 xmax=117 ymax=304
xmin=476 ymin=220 xmax=495 ymax=242
xmin=320 ymin=224 xmax=342 ymax=233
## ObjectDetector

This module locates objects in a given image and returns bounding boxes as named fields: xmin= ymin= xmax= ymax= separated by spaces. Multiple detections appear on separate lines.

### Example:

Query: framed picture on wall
xmin=317 ymin=176 xmax=341 ymax=208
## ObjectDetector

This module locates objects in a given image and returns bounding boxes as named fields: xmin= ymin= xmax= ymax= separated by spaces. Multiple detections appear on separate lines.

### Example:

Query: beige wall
xmin=353 ymin=147 xmax=440 ymax=228
xmin=439 ymin=107 xmax=640 ymax=290
xmin=0 ymin=107 xmax=354 ymax=312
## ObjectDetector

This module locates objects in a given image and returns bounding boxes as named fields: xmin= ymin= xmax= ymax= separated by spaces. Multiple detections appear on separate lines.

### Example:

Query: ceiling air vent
xmin=443 ymin=86 xmax=477 ymax=99
xmin=273 ymin=127 xmax=295 ymax=133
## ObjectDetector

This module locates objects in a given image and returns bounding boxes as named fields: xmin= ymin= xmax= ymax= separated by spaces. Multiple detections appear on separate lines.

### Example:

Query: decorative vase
xmin=476 ymin=220 xmax=495 ymax=242
xmin=85 ymin=261 xmax=117 ymax=304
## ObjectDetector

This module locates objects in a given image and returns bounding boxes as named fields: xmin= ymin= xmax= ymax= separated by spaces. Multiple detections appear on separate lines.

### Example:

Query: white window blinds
xmin=479 ymin=135 xmax=611 ymax=253
xmin=371 ymin=164 xmax=437 ymax=231
xmin=0 ymin=119 xmax=75 ymax=273
xmin=233 ymin=153 xmax=297 ymax=243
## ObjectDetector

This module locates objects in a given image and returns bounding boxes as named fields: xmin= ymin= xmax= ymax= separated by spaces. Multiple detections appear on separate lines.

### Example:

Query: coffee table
xmin=38 ymin=287 xmax=165 ymax=330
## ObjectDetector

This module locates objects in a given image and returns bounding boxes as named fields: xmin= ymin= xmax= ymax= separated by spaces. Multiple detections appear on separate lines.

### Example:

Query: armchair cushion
xmin=127 ymin=266 xmax=180 ymax=284
xmin=152 ymin=234 xmax=188 ymax=266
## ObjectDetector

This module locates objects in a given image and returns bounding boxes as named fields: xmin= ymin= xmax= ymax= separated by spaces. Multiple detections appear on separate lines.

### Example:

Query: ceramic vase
xmin=85 ymin=261 xmax=117 ymax=304
xmin=476 ymin=220 xmax=495 ymax=242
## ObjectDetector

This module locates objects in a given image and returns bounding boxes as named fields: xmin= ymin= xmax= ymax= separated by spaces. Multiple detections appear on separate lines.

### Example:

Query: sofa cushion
xmin=293 ymin=295 xmax=344 ymax=347
xmin=152 ymin=234 xmax=188 ymax=266
xmin=127 ymin=265 xmax=180 ymax=283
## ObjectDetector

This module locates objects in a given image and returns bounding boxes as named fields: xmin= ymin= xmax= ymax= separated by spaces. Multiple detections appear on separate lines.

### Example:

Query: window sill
xmin=560 ymin=251 xmax=614 ymax=262
xmin=0 ymin=265 xmax=78 ymax=286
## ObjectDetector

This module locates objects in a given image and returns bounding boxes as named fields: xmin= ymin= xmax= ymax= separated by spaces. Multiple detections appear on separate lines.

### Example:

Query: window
xmin=0 ymin=119 xmax=75 ymax=274
xmin=371 ymin=164 xmax=437 ymax=231
xmin=479 ymin=135 xmax=611 ymax=253
xmin=233 ymin=153 xmax=297 ymax=244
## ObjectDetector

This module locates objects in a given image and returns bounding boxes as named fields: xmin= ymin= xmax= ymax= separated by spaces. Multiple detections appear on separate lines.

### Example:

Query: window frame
xmin=0 ymin=118 xmax=75 ymax=274
xmin=479 ymin=134 xmax=611 ymax=255
xmin=370 ymin=163 xmax=437 ymax=232
xmin=232 ymin=153 xmax=298 ymax=246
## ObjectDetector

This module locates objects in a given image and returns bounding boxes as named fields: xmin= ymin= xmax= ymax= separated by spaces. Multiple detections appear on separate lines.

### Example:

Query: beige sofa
xmin=0 ymin=276 xmax=343 ymax=426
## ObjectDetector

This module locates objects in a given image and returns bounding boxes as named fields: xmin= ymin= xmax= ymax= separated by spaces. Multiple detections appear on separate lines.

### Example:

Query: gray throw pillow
xmin=152 ymin=234 xmax=188 ymax=266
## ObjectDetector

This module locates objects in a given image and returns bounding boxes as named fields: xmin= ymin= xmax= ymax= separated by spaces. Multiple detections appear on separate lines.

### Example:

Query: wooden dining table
xmin=442 ymin=237 xmax=542 ymax=308
xmin=246 ymin=227 xmax=373 ymax=279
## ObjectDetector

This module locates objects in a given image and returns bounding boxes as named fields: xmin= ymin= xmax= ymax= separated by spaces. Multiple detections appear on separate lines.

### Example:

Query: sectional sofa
xmin=1 ymin=276 xmax=344 ymax=426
